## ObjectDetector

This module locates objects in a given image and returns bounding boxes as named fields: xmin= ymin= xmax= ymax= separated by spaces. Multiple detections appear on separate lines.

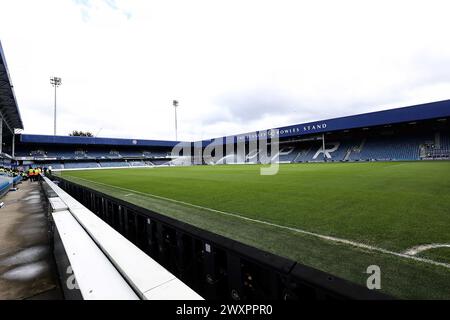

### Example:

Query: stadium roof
xmin=0 ymin=41 xmax=23 ymax=130
xmin=202 ymin=99 xmax=450 ymax=146
xmin=17 ymin=99 xmax=450 ymax=148
xmin=19 ymin=134 xmax=180 ymax=148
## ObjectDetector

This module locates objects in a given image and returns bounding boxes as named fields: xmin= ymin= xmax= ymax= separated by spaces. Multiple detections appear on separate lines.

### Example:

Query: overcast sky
xmin=1 ymin=0 xmax=450 ymax=141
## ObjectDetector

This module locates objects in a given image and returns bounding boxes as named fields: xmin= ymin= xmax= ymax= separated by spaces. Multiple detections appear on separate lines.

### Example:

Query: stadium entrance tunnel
xmin=49 ymin=174 xmax=392 ymax=300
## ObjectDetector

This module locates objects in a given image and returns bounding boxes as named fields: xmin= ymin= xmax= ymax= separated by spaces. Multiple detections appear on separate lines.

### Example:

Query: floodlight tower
xmin=50 ymin=76 xmax=62 ymax=136
xmin=173 ymin=99 xmax=179 ymax=141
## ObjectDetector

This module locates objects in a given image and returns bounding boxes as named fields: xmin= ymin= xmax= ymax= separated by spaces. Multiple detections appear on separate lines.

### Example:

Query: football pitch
xmin=58 ymin=161 xmax=450 ymax=299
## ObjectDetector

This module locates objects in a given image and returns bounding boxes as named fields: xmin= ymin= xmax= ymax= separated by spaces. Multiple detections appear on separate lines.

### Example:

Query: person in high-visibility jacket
xmin=28 ymin=168 xmax=35 ymax=182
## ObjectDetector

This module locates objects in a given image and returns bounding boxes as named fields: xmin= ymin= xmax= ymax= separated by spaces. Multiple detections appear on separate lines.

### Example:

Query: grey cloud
xmin=409 ymin=53 xmax=450 ymax=86
xmin=208 ymin=87 xmax=392 ymax=128
xmin=209 ymin=89 xmax=318 ymax=125
xmin=202 ymin=83 xmax=421 ymax=136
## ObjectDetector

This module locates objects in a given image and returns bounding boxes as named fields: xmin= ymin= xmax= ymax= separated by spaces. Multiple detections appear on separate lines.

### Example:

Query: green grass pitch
xmin=59 ymin=161 xmax=450 ymax=299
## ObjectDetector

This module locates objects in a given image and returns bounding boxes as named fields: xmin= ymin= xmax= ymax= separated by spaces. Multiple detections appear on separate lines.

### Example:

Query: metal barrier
xmin=0 ymin=174 xmax=21 ymax=198
xmin=0 ymin=177 xmax=11 ymax=197
xmin=41 ymin=176 xmax=203 ymax=300
xmin=52 ymin=175 xmax=391 ymax=300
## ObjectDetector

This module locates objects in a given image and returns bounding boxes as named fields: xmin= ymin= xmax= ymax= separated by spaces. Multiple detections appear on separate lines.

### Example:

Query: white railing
xmin=43 ymin=176 xmax=203 ymax=300
xmin=51 ymin=208 xmax=139 ymax=300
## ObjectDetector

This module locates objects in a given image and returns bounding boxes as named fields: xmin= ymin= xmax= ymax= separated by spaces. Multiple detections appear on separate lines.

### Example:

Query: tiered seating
xmin=16 ymin=145 xmax=174 ymax=160
xmin=108 ymin=150 xmax=121 ymax=158
xmin=214 ymin=142 xmax=353 ymax=164
xmin=278 ymin=147 xmax=298 ymax=162
xmin=351 ymin=135 xmax=428 ymax=161
xmin=74 ymin=150 xmax=87 ymax=157
xmin=441 ymin=132 xmax=450 ymax=150
xmin=326 ymin=140 xmax=356 ymax=161
xmin=129 ymin=161 xmax=146 ymax=167
xmin=421 ymin=132 xmax=450 ymax=159
xmin=45 ymin=163 xmax=64 ymax=169
xmin=151 ymin=159 xmax=169 ymax=166
xmin=85 ymin=151 xmax=110 ymax=158
xmin=30 ymin=150 xmax=46 ymax=157
xmin=284 ymin=140 xmax=358 ymax=162
xmin=245 ymin=149 xmax=259 ymax=163
xmin=47 ymin=150 xmax=76 ymax=158
xmin=120 ymin=151 xmax=144 ymax=157
xmin=99 ymin=161 xmax=130 ymax=168
xmin=294 ymin=145 xmax=320 ymax=162
xmin=143 ymin=150 xmax=170 ymax=158
xmin=64 ymin=162 xmax=99 ymax=169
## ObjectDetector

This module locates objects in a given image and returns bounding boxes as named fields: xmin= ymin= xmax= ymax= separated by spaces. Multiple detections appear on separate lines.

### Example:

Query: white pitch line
xmin=65 ymin=175 xmax=450 ymax=269
xmin=403 ymin=243 xmax=450 ymax=256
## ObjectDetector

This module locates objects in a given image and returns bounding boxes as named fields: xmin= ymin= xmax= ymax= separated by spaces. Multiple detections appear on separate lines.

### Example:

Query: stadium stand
xmin=202 ymin=123 xmax=448 ymax=165
xmin=350 ymin=133 xmax=431 ymax=161
xmin=327 ymin=140 xmax=356 ymax=161
xmin=64 ymin=161 xmax=100 ymax=169
xmin=45 ymin=163 xmax=65 ymax=169
xmin=143 ymin=150 xmax=170 ymax=158
xmin=9 ymin=101 xmax=450 ymax=170
xmin=278 ymin=146 xmax=298 ymax=162
xmin=292 ymin=146 xmax=315 ymax=163
xmin=441 ymin=132 xmax=450 ymax=152
xmin=129 ymin=160 xmax=147 ymax=167
xmin=14 ymin=129 xmax=450 ymax=169
xmin=117 ymin=150 xmax=143 ymax=157
xmin=99 ymin=161 xmax=130 ymax=168
xmin=30 ymin=149 xmax=46 ymax=157
xmin=85 ymin=150 xmax=108 ymax=158
xmin=420 ymin=131 xmax=450 ymax=159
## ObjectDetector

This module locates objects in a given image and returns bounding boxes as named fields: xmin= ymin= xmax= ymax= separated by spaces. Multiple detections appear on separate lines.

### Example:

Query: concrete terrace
xmin=0 ymin=180 xmax=61 ymax=299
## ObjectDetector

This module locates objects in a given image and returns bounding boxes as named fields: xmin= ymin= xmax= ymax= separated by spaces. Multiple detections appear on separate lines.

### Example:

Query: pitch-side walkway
xmin=0 ymin=180 xmax=61 ymax=299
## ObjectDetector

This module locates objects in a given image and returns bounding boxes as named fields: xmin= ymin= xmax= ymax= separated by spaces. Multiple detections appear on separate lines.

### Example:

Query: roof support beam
xmin=0 ymin=110 xmax=14 ymax=134
xmin=11 ymin=130 xmax=15 ymax=158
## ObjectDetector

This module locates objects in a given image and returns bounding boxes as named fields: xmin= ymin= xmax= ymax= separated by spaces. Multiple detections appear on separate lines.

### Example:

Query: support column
xmin=12 ymin=131 xmax=15 ymax=158
xmin=322 ymin=133 xmax=325 ymax=162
